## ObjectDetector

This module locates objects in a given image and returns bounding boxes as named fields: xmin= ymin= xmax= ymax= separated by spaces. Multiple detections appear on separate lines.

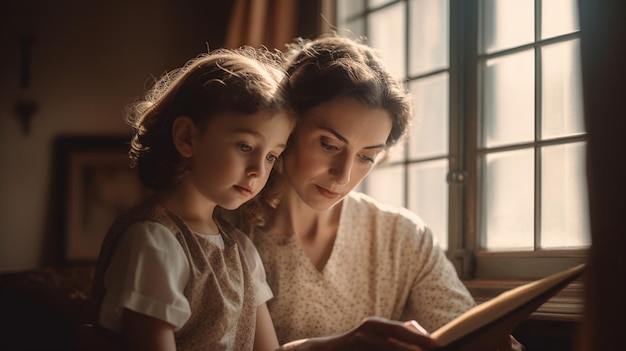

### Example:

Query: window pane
xmin=542 ymin=39 xmax=584 ymax=139
xmin=409 ymin=0 xmax=449 ymax=75
xmin=483 ymin=50 xmax=535 ymax=147
xmin=541 ymin=0 xmax=579 ymax=39
xmin=337 ymin=0 xmax=365 ymax=20
xmin=338 ymin=18 xmax=365 ymax=38
xmin=368 ymin=2 xmax=406 ymax=79
xmin=409 ymin=73 xmax=449 ymax=158
xmin=483 ymin=149 xmax=534 ymax=250
xmin=368 ymin=0 xmax=394 ymax=8
xmin=480 ymin=0 xmax=534 ymax=53
xmin=385 ymin=141 xmax=406 ymax=163
xmin=541 ymin=142 xmax=590 ymax=248
xmin=364 ymin=165 xmax=404 ymax=208
xmin=408 ymin=160 xmax=448 ymax=249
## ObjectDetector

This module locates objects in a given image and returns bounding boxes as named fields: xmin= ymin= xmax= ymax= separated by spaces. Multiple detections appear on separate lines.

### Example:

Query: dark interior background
xmin=0 ymin=0 xmax=320 ymax=272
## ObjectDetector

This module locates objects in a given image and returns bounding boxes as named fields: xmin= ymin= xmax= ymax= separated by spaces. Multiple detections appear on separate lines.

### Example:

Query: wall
xmin=0 ymin=0 xmax=233 ymax=272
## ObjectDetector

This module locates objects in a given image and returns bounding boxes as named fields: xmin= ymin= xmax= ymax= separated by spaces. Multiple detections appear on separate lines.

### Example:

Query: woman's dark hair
xmin=126 ymin=46 xmax=290 ymax=191
xmin=236 ymin=34 xmax=414 ymax=229
xmin=283 ymin=34 xmax=413 ymax=146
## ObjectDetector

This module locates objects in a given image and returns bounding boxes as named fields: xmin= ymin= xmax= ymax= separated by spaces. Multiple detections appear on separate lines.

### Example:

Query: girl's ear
xmin=172 ymin=116 xmax=196 ymax=158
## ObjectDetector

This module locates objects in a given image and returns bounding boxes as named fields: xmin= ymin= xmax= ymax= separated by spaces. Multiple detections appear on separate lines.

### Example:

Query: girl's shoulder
xmin=110 ymin=198 xmax=169 ymax=226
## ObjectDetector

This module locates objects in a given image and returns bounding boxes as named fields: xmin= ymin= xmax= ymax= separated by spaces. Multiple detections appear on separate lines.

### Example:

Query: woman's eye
xmin=266 ymin=154 xmax=278 ymax=163
xmin=238 ymin=143 xmax=252 ymax=152
xmin=321 ymin=141 xmax=339 ymax=151
xmin=358 ymin=154 xmax=375 ymax=163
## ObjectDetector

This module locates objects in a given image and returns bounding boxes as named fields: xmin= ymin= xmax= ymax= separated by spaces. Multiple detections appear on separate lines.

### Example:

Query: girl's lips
xmin=234 ymin=185 xmax=253 ymax=196
xmin=315 ymin=185 xmax=339 ymax=199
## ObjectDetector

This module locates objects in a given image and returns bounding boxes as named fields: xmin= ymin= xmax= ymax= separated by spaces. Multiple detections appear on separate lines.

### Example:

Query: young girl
xmin=89 ymin=47 xmax=295 ymax=350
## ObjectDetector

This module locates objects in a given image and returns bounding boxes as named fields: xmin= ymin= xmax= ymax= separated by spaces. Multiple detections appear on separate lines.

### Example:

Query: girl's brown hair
xmin=126 ymin=47 xmax=291 ymax=191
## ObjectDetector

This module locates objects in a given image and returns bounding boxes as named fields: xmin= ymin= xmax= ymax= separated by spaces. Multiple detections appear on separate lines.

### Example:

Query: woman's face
xmin=284 ymin=98 xmax=393 ymax=210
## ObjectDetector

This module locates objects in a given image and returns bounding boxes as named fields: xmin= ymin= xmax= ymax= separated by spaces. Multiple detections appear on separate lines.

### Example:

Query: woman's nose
xmin=329 ymin=155 xmax=352 ymax=185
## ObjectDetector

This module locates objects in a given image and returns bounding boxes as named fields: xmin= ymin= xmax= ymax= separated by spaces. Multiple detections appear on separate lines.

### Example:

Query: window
xmin=331 ymin=0 xmax=589 ymax=284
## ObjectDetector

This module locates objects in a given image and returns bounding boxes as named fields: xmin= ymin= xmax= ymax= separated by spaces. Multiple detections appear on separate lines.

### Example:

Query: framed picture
xmin=54 ymin=135 xmax=150 ymax=264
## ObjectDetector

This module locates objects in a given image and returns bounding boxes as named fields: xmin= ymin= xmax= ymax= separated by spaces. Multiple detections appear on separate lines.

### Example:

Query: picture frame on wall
xmin=53 ymin=135 xmax=150 ymax=264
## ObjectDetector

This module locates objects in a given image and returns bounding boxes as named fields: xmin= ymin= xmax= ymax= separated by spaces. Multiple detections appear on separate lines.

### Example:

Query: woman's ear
xmin=172 ymin=116 xmax=196 ymax=158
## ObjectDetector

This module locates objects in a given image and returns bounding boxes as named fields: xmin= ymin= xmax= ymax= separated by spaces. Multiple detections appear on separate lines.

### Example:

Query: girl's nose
xmin=246 ymin=155 xmax=267 ymax=178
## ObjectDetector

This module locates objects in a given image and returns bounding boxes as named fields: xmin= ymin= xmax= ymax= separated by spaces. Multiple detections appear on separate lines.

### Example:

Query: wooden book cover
xmin=429 ymin=264 xmax=585 ymax=351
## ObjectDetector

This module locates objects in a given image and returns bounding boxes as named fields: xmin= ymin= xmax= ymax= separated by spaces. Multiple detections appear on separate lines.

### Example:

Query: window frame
xmin=324 ymin=0 xmax=587 ymax=318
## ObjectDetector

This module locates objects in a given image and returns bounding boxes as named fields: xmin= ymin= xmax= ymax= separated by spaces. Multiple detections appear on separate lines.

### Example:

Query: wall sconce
xmin=14 ymin=36 xmax=39 ymax=135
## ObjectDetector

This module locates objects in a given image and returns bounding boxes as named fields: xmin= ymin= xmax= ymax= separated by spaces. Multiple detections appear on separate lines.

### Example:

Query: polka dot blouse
xmin=249 ymin=191 xmax=477 ymax=345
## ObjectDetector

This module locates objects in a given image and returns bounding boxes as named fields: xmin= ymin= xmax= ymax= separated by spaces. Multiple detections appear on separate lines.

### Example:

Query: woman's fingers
xmin=348 ymin=329 xmax=425 ymax=351
xmin=403 ymin=320 xmax=429 ymax=336
xmin=280 ymin=318 xmax=437 ymax=351
xmin=349 ymin=317 xmax=438 ymax=350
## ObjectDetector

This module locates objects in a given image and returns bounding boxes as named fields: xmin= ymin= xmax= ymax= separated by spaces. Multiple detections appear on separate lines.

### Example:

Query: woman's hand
xmin=279 ymin=317 xmax=437 ymax=351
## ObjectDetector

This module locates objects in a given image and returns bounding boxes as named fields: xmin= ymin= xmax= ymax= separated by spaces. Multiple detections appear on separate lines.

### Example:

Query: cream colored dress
xmin=93 ymin=201 xmax=270 ymax=350
xmin=249 ymin=191 xmax=476 ymax=345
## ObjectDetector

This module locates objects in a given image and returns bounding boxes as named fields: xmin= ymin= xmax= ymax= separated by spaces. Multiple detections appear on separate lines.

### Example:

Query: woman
xmin=231 ymin=34 xmax=526 ymax=350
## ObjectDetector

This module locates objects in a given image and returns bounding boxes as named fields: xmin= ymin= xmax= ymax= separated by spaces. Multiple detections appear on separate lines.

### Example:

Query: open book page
xmin=429 ymin=264 xmax=586 ymax=350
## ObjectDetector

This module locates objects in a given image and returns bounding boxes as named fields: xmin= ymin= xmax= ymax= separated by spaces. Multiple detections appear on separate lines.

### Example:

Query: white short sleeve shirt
xmin=99 ymin=221 xmax=272 ymax=332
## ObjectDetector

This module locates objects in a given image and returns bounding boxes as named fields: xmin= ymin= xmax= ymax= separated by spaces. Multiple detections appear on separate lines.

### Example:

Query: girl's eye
xmin=238 ymin=143 xmax=252 ymax=152
xmin=266 ymin=154 xmax=278 ymax=163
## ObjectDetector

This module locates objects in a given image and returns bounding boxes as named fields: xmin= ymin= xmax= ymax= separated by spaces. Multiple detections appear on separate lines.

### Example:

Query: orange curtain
xmin=226 ymin=0 xmax=297 ymax=51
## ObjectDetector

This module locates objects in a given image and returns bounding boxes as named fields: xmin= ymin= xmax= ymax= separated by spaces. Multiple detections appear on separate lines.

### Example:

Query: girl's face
xmin=187 ymin=110 xmax=293 ymax=210
xmin=284 ymin=98 xmax=393 ymax=210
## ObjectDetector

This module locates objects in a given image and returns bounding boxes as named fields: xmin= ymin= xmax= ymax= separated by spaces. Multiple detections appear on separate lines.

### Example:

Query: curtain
xmin=226 ymin=0 xmax=297 ymax=51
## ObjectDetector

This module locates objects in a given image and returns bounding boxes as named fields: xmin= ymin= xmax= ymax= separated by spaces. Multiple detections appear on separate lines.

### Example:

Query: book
xmin=429 ymin=263 xmax=586 ymax=351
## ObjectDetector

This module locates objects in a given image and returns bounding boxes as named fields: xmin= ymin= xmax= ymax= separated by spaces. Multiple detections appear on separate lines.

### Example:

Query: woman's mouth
xmin=315 ymin=185 xmax=339 ymax=199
